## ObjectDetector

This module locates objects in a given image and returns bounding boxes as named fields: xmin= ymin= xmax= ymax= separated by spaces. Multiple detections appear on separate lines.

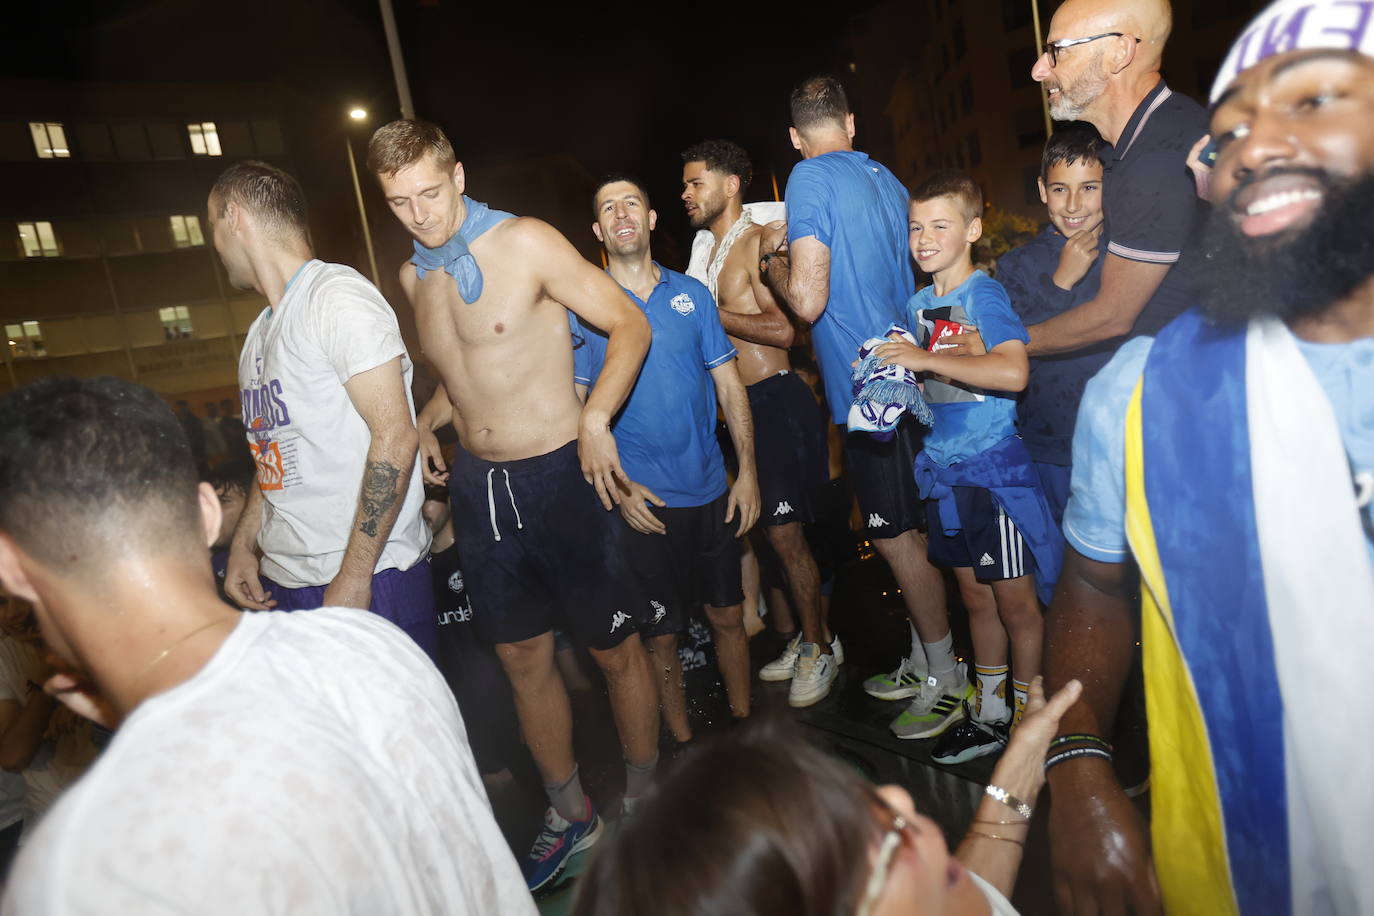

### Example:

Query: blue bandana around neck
xmin=409 ymin=196 xmax=515 ymax=303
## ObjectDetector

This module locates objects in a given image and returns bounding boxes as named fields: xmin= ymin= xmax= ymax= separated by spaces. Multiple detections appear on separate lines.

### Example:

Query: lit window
xmin=169 ymin=215 xmax=205 ymax=248
xmin=6 ymin=321 xmax=47 ymax=359
xmin=186 ymin=122 xmax=222 ymax=156
xmin=17 ymin=222 xmax=60 ymax=258
xmin=159 ymin=306 xmax=193 ymax=340
xmin=29 ymin=122 xmax=70 ymax=159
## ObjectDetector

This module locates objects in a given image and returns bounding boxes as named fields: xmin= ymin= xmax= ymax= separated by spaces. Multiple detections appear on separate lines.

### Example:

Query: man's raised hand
xmin=1053 ymin=218 xmax=1104 ymax=291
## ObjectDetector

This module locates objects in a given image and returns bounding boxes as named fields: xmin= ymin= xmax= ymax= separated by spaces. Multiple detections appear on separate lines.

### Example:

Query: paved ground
xmin=477 ymin=541 xmax=1148 ymax=915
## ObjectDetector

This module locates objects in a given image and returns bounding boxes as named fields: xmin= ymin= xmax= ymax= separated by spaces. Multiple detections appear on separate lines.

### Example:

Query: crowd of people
xmin=0 ymin=0 xmax=1370 ymax=912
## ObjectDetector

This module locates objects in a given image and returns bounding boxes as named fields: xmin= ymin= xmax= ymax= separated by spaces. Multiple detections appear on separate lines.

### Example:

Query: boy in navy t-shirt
xmin=872 ymin=170 xmax=1060 ymax=763
xmin=998 ymin=128 xmax=1112 ymax=525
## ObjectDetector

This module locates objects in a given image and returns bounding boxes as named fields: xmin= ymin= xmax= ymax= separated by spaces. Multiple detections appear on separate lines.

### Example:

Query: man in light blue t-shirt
xmin=759 ymin=76 xmax=956 ymax=716
xmin=1043 ymin=6 xmax=1374 ymax=911
xmin=575 ymin=174 xmax=760 ymax=750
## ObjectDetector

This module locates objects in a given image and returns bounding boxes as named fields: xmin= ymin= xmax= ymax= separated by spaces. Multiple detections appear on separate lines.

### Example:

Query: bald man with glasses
xmin=953 ymin=0 xmax=1206 ymax=365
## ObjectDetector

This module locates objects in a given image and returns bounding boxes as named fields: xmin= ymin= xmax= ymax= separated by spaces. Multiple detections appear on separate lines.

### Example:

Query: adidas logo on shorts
xmin=979 ymin=553 xmax=995 ymax=567
xmin=867 ymin=513 xmax=889 ymax=528
xmin=773 ymin=501 xmax=793 ymax=517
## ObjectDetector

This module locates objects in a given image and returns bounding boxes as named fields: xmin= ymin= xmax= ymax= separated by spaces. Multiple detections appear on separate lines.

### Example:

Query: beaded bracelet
xmin=984 ymin=784 xmax=1033 ymax=820
xmin=1044 ymin=745 xmax=1114 ymax=774
xmin=1049 ymin=733 xmax=1113 ymax=752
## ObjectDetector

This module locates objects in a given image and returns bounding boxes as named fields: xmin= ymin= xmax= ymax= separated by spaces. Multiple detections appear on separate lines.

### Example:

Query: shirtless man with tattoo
xmin=680 ymin=139 xmax=840 ymax=707
xmin=214 ymin=161 xmax=437 ymax=659
xmin=367 ymin=120 xmax=658 ymax=893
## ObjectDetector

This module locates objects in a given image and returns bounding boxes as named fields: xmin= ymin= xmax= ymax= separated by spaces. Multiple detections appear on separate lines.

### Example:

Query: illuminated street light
xmin=344 ymin=107 xmax=380 ymax=285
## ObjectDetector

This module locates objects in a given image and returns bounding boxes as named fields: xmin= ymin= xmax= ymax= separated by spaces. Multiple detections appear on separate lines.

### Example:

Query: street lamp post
xmin=346 ymin=108 xmax=381 ymax=286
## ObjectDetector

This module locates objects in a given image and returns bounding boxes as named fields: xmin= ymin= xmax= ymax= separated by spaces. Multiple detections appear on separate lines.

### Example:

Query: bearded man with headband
xmin=1042 ymin=2 xmax=1374 ymax=912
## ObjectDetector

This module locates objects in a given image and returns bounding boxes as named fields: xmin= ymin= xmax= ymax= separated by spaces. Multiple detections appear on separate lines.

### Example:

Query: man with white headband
xmin=1041 ymin=2 xmax=1374 ymax=913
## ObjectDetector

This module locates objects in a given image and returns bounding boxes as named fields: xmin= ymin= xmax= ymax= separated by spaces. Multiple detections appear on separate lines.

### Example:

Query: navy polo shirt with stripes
xmin=1102 ymin=81 xmax=1210 ymax=337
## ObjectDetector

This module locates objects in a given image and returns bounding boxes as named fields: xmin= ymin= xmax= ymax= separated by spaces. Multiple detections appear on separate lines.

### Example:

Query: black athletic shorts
xmin=843 ymin=416 xmax=927 ymax=539
xmin=747 ymin=371 xmax=830 ymax=527
xmin=623 ymin=492 xmax=744 ymax=639
xmin=449 ymin=440 xmax=643 ymax=651
xmin=925 ymin=486 xmax=1030 ymax=582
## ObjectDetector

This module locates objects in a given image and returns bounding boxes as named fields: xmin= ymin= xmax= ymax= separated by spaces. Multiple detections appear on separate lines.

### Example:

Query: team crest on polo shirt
xmin=670 ymin=293 xmax=695 ymax=316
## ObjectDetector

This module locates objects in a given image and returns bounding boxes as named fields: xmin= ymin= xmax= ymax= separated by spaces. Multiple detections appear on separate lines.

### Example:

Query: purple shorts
xmin=266 ymin=561 xmax=438 ymax=661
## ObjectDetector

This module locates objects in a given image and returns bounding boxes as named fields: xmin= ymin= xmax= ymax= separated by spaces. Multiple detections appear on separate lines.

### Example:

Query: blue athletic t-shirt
xmin=1064 ymin=333 xmax=1374 ymax=569
xmin=572 ymin=265 xmax=737 ymax=508
xmin=785 ymin=150 xmax=915 ymax=423
xmin=909 ymin=270 xmax=1030 ymax=467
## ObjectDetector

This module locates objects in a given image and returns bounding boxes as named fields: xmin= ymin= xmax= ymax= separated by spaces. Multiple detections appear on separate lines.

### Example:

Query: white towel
xmin=1246 ymin=316 xmax=1374 ymax=915
xmin=687 ymin=201 xmax=787 ymax=293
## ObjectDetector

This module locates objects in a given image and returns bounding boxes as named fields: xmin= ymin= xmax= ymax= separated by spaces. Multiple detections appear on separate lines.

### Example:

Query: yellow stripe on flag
xmin=1124 ymin=378 xmax=1239 ymax=916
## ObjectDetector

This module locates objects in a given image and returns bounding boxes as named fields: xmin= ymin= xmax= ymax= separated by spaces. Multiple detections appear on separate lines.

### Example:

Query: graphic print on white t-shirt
xmin=241 ymin=370 xmax=303 ymax=492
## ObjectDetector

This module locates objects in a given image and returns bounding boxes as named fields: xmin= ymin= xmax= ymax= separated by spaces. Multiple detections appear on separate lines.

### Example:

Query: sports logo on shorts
xmin=650 ymin=600 xmax=666 ymax=625
xmin=773 ymin=501 xmax=794 ymax=517
xmin=610 ymin=610 xmax=631 ymax=633
xmin=669 ymin=293 xmax=695 ymax=316
xmin=867 ymin=513 xmax=889 ymax=528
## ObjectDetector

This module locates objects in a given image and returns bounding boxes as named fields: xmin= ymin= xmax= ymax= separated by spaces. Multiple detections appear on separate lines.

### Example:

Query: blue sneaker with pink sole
xmin=522 ymin=796 xmax=603 ymax=894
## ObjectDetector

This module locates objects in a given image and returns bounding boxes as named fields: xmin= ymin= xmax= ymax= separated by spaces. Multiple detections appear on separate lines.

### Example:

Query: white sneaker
xmin=789 ymin=643 xmax=838 ymax=707
xmin=759 ymin=634 xmax=802 ymax=682
xmin=760 ymin=633 xmax=844 ymax=682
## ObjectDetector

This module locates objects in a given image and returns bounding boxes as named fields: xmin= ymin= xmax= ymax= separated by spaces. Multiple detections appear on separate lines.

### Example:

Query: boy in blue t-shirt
xmin=872 ymin=170 xmax=1058 ymax=763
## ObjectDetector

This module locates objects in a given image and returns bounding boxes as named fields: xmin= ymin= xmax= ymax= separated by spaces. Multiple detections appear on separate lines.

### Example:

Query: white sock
xmin=975 ymin=664 xmax=1010 ymax=723
xmin=922 ymin=631 xmax=958 ymax=684
xmin=908 ymin=622 xmax=929 ymax=678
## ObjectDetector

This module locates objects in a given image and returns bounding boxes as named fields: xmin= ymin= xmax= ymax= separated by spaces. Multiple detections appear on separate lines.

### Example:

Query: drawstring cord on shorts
xmin=485 ymin=468 xmax=524 ymax=541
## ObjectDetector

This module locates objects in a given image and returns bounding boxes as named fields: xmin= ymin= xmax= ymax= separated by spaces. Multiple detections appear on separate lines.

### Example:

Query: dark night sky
xmin=4 ymin=0 xmax=880 ymax=253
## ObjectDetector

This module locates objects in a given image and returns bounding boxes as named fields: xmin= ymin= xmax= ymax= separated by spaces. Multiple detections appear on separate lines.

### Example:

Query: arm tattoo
xmin=358 ymin=460 xmax=403 ymax=538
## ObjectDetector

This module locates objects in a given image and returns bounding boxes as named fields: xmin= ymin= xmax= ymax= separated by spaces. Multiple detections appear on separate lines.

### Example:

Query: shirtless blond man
xmin=367 ymin=120 xmax=658 ymax=894
xmin=681 ymin=139 xmax=839 ymax=707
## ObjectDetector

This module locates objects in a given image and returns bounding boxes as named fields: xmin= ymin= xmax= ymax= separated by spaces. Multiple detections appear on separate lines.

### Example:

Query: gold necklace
xmin=136 ymin=618 xmax=233 ymax=682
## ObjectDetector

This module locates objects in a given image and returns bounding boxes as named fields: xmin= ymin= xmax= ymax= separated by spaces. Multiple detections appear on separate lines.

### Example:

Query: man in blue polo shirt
xmin=574 ymin=174 xmax=760 ymax=749
xmin=759 ymin=76 xmax=958 ymax=730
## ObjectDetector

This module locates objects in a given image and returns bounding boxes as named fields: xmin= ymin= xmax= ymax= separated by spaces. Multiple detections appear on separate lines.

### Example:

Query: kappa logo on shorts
xmin=867 ymin=513 xmax=889 ymax=528
xmin=610 ymin=610 xmax=632 ymax=633
xmin=773 ymin=501 xmax=794 ymax=517
xmin=650 ymin=600 xmax=666 ymax=625
xmin=669 ymin=293 xmax=695 ymax=316
xmin=979 ymin=553 xmax=996 ymax=567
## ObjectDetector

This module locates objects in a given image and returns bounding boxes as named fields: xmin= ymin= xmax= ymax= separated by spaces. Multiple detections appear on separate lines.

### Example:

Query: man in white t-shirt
xmin=0 ymin=376 xmax=534 ymax=914
xmin=212 ymin=161 xmax=437 ymax=659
